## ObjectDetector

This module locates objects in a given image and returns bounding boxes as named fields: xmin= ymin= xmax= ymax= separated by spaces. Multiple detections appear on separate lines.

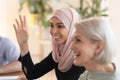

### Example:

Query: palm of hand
xmin=13 ymin=15 xmax=28 ymax=46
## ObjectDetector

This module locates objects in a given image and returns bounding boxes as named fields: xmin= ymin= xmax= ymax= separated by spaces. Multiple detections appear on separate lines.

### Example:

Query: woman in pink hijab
xmin=13 ymin=7 xmax=85 ymax=80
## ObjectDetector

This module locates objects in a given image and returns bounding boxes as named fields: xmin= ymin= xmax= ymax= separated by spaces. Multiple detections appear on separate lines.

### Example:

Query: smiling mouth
xmin=74 ymin=52 xmax=81 ymax=58
xmin=54 ymin=36 xmax=59 ymax=39
xmin=53 ymin=35 xmax=61 ymax=40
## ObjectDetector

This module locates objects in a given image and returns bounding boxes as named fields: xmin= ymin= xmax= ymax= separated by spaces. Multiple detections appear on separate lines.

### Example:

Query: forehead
xmin=74 ymin=29 xmax=80 ymax=35
xmin=73 ymin=29 xmax=86 ymax=39
xmin=72 ymin=30 xmax=80 ymax=38
xmin=50 ymin=17 xmax=63 ymax=23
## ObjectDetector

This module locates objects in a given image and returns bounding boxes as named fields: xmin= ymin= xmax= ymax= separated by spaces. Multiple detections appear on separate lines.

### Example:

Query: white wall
xmin=108 ymin=0 xmax=120 ymax=63
xmin=0 ymin=0 xmax=6 ymax=36
xmin=6 ymin=0 xmax=51 ymax=58
xmin=6 ymin=0 xmax=30 ymax=46
xmin=3 ymin=0 xmax=120 ymax=61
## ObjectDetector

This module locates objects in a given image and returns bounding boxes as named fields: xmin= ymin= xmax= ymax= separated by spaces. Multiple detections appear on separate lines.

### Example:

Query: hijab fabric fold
xmin=51 ymin=7 xmax=81 ymax=72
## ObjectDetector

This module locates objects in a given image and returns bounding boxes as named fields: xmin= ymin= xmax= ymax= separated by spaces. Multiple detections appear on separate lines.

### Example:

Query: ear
xmin=95 ymin=40 xmax=104 ymax=55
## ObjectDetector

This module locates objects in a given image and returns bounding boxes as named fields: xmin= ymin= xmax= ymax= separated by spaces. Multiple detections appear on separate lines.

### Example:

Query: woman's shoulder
xmin=114 ymin=62 xmax=120 ymax=76
xmin=111 ymin=62 xmax=120 ymax=80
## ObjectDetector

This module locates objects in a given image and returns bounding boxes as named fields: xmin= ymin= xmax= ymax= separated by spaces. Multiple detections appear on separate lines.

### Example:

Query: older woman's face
xmin=50 ymin=17 xmax=68 ymax=45
xmin=71 ymin=30 xmax=98 ymax=67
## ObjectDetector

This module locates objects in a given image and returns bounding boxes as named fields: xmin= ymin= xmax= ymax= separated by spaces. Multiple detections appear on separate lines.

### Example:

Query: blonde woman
xmin=71 ymin=17 xmax=120 ymax=80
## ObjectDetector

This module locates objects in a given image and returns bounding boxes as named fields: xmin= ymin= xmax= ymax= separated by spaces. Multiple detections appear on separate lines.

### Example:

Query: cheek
xmin=50 ymin=29 xmax=53 ymax=35
xmin=83 ymin=46 xmax=95 ymax=56
xmin=62 ymin=31 xmax=68 ymax=38
xmin=75 ymin=46 xmax=95 ymax=66
xmin=64 ymin=33 xmax=68 ymax=40
xmin=81 ymin=47 xmax=96 ymax=64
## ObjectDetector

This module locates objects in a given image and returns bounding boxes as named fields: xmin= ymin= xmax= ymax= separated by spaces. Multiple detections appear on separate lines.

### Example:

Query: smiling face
xmin=71 ymin=30 xmax=99 ymax=67
xmin=50 ymin=17 xmax=68 ymax=45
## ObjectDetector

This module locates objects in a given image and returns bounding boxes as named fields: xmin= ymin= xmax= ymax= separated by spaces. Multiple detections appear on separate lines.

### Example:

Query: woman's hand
xmin=13 ymin=15 xmax=29 ymax=56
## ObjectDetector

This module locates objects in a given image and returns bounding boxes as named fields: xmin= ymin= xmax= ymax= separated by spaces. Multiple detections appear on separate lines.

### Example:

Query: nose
xmin=52 ymin=27 xmax=58 ymax=34
xmin=70 ymin=41 xmax=75 ymax=51
xmin=70 ymin=42 xmax=77 ymax=55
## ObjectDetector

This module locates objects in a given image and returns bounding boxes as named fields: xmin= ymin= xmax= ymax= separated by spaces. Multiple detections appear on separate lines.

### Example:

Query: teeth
xmin=74 ymin=52 xmax=80 ymax=56
xmin=53 ymin=36 xmax=60 ymax=39
xmin=76 ymin=53 xmax=80 ymax=56
xmin=74 ymin=56 xmax=77 ymax=59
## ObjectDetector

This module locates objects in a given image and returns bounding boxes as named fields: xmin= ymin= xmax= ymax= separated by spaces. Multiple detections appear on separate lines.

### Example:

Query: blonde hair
xmin=74 ymin=17 xmax=116 ymax=64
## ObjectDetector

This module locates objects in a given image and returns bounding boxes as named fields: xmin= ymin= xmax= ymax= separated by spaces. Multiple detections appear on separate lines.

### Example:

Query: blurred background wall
xmin=0 ymin=0 xmax=120 ymax=63
xmin=0 ymin=0 xmax=6 ymax=36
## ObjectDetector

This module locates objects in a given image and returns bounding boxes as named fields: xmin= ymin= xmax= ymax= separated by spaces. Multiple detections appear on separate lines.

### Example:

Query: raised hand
xmin=13 ymin=15 xmax=29 ymax=56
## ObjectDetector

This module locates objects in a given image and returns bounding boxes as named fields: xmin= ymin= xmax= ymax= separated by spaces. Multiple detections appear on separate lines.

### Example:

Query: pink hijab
xmin=51 ymin=7 xmax=81 ymax=72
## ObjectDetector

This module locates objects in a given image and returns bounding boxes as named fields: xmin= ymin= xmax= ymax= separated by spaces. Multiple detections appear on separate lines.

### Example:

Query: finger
xmin=23 ymin=15 xmax=28 ymax=31
xmin=19 ymin=15 xmax=24 ymax=29
xmin=13 ymin=24 xmax=17 ymax=33
xmin=15 ymin=18 xmax=22 ymax=31
xmin=15 ymin=19 xmax=20 ymax=28
xmin=23 ymin=15 xmax=27 ymax=29
xmin=23 ymin=15 xmax=26 ymax=25
xmin=19 ymin=15 xmax=23 ymax=24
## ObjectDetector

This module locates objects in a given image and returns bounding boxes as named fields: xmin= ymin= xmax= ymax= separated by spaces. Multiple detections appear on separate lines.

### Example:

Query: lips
xmin=73 ymin=52 xmax=81 ymax=59
xmin=53 ymin=36 xmax=60 ymax=39
xmin=53 ymin=35 xmax=61 ymax=41
xmin=76 ymin=53 xmax=80 ymax=56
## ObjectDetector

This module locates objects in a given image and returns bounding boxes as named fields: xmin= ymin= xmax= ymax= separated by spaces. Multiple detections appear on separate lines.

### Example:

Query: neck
xmin=85 ymin=62 xmax=115 ymax=74
xmin=58 ymin=44 xmax=64 ymax=56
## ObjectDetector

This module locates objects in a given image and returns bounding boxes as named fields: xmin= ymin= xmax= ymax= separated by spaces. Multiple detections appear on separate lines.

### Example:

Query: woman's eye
xmin=75 ymin=38 xmax=81 ymax=43
xmin=58 ymin=25 xmax=64 ymax=28
xmin=50 ymin=24 xmax=54 ymax=28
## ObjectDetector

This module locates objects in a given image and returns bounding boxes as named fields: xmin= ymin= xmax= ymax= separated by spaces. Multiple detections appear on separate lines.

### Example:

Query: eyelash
xmin=77 ymin=38 xmax=81 ymax=41
xmin=50 ymin=24 xmax=53 ymax=28
xmin=58 ymin=25 xmax=64 ymax=28
xmin=75 ymin=38 xmax=81 ymax=43
xmin=50 ymin=24 xmax=64 ymax=28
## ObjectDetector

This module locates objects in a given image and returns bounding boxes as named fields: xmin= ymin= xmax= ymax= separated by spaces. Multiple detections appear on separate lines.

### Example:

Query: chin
xmin=57 ymin=42 xmax=62 ymax=45
xmin=58 ymin=41 xmax=65 ymax=45
xmin=74 ymin=63 xmax=80 ymax=67
xmin=74 ymin=60 xmax=78 ymax=66
xmin=74 ymin=60 xmax=83 ymax=67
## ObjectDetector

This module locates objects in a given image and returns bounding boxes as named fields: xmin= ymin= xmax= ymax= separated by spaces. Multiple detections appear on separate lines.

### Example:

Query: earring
xmin=94 ymin=52 xmax=98 ymax=56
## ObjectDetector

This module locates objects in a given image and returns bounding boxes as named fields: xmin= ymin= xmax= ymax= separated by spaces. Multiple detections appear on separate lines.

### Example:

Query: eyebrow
xmin=56 ymin=23 xmax=64 ymax=25
xmin=74 ymin=35 xmax=81 ymax=39
xmin=50 ymin=22 xmax=64 ymax=25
